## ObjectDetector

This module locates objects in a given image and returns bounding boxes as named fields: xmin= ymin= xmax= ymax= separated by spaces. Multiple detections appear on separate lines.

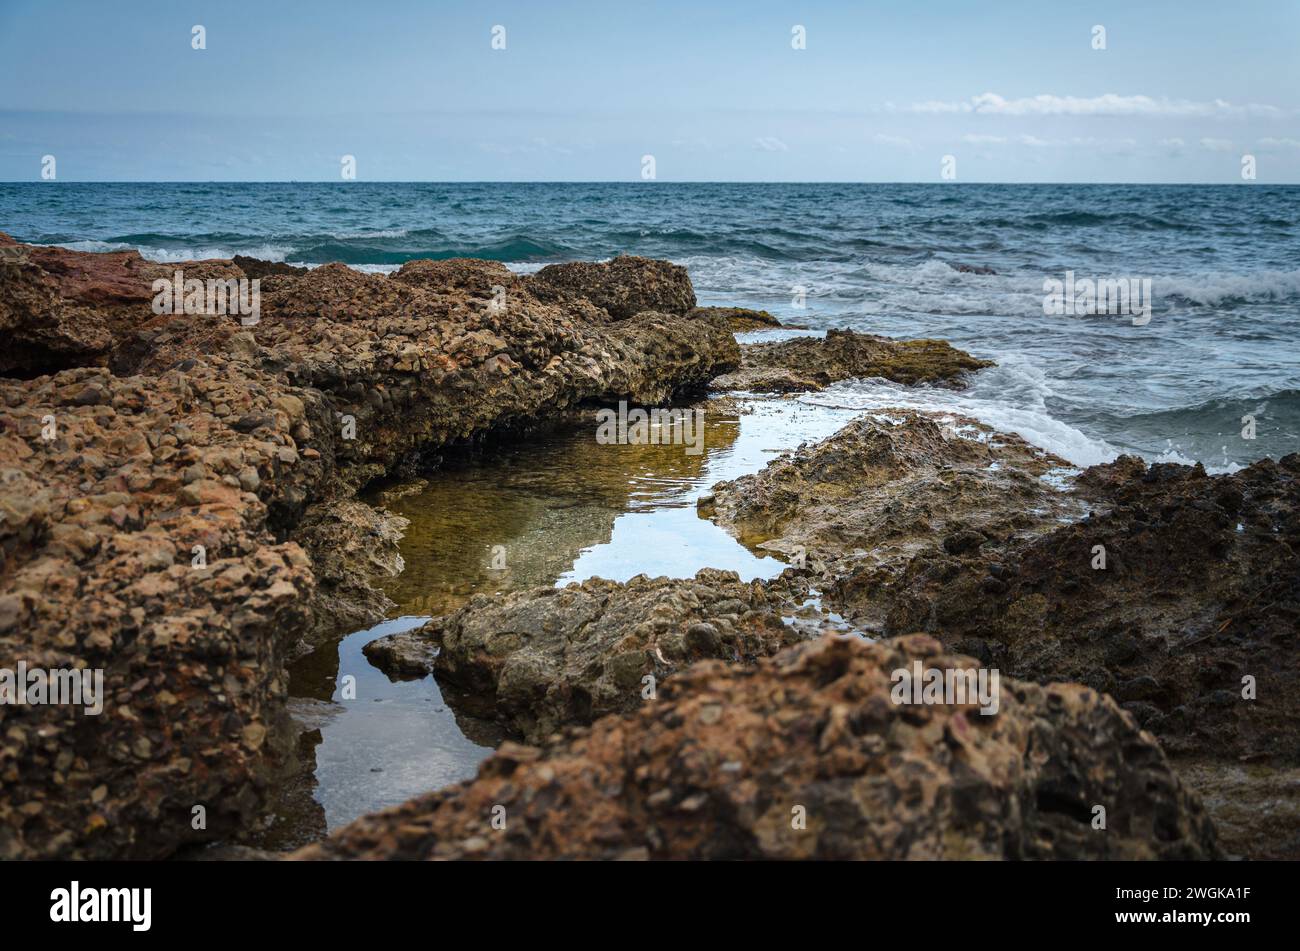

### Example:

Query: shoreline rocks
xmin=698 ymin=404 xmax=1299 ymax=858
xmin=295 ymin=634 xmax=1219 ymax=860
xmin=699 ymin=408 xmax=1088 ymax=630
xmin=709 ymin=328 xmax=993 ymax=393
xmin=921 ymin=455 xmax=1297 ymax=752
xmin=0 ymin=237 xmax=740 ymax=858
xmin=364 ymin=569 xmax=807 ymax=742
xmin=690 ymin=306 xmax=784 ymax=332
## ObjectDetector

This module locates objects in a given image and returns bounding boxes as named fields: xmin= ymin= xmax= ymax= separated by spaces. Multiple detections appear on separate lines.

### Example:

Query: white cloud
xmin=1199 ymin=137 xmax=1235 ymax=151
xmin=1258 ymin=137 xmax=1300 ymax=150
xmin=961 ymin=133 xmax=1006 ymax=144
xmin=1161 ymin=137 xmax=1186 ymax=149
xmin=871 ymin=133 xmax=911 ymax=147
xmin=905 ymin=93 xmax=1283 ymax=118
xmin=754 ymin=136 xmax=789 ymax=152
xmin=1013 ymin=135 xmax=1137 ymax=149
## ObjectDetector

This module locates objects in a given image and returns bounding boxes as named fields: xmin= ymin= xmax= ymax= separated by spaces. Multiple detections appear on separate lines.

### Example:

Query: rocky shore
xmin=0 ymin=237 xmax=735 ymax=858
xmin=299 ymin=634 xmax=1218 ymax=860
xmin=2 ymin=234 xmax=1290 ymax=861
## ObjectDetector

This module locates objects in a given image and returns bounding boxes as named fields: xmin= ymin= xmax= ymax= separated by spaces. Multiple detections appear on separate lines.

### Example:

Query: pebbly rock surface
xmin=291 ymin=499 xmax=408 ymax=653
xmin=295 ymin=633 xmax=1219 ymax=860
xmin=700 ymin=408 xmax=1088 ymax=631
xmin=702 ymin=408 xmax=1299 ymax=858
xmin=689 ymin=306 xmax=783 ymax=332
xmin=528 ymin=256 xmax=696 ymax=320
xmin=0 ymin=237 xmax=740 ymax=859
xmin=0 ymin=233 xmax=241 ymax=379
xmin=364 ymin=569 xmax=807 ymax=742
xmin=709 ymin=328 xmax=993 ymax=393
xmin=885 ymin=455 xmax=1300 ymax=767
xmin=0 ymin=363 xmax=316 ymax=859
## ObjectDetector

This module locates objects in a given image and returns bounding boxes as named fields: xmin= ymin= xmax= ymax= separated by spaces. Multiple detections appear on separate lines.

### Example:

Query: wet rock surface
xmin=0 ymin=237 xmax=739 ymax=858
xmin=709 ymin=328 xmax=993 ymax=393
xmin=295 ymin=633 xmax=1219 ymax=860
xmin=689 ymin=305 xmax=783 ymax=331
xmin=292 ymin=499 xmax=408 ymax=652
xmin=701 ymin=407 xmax=1299 ymax=857
xmin=700 ymin=409 xmax=1087 ymax=630
xmin=365 ymin=569 xmax=806 ymax=742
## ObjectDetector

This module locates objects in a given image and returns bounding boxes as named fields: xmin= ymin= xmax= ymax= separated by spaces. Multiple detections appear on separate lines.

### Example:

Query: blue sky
xmin=1 ymin=0 xmax=1298 ymax=182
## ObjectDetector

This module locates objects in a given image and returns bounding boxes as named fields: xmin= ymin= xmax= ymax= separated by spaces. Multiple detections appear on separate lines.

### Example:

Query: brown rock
xmin=294 ymin=634 xmax=1219 ymax=860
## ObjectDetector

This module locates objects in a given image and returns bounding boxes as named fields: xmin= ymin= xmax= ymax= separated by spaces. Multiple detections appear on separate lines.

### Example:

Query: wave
xmin=43 ymin=239 xmax=295 ymax=263
xmin=799 ymin=362 xmax=1121 ymax=469
xmin=291 ymin=235 xmax=570 ymax=265
xmin=35 ymin=233 xmax=572 ymax=267
xmin=1157 ymin=270 xmax=1300 ymax=306
xmin=795 ymin=365 xmax=1298 ymax=474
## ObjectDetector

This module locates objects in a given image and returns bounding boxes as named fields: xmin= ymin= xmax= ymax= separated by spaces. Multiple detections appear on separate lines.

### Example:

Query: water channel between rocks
xmin=280 ymin=381 xmax=865 ymax=841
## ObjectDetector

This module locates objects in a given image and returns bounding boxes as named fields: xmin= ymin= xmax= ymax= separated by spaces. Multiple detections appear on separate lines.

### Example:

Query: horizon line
xmin=0 ymin=179 xmax=1290 ymax=186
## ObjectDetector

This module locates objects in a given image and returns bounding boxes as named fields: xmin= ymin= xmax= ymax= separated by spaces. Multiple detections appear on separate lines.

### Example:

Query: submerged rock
xmin=295 ymin=633 xmax=1219 ymax=860
xmin=710 ymin=328 xmax=992 ymax=393
xmin=365 ymin=569 xmax=805 ymax=742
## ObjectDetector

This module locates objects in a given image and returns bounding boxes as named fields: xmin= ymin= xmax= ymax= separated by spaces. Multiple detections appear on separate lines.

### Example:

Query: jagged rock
xmin=709 ymin=328 xmax=992 ymax=392
xmin=0 ymin=238 xmax=739 ymax=859
xmin=703 ymin=408 xmax=1300 ymax=858
xmin=690 ymin=306 xmax=782 ymax=331
xmin=886 ymin=454 xmax=1300 ymax=767
xmin=0 ymin=233 xmax=237 ymax=378
xmin=700 ymin=409 xmax=1087 ymax=630
xmin=293 ymin=633 xmax=1220 ymax=860
xmin=293 ymin=499 xmax=408 ymax=651
xmin=231 ymin=256 xmax=308 ymax=281
xmin=365 ymin=569 xmax=804 ymax=742
xmin=528 ymin=256 xmax=696 ymax=320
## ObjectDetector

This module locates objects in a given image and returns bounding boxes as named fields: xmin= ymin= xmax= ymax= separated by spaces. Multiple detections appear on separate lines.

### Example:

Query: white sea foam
xmin=799 ymin=360 xmax=1121 ymax=469
xmin=44 ymin=240 xmax=293 ymax=263
xmin=1156 ymin=269 xmax=1300 ymax=306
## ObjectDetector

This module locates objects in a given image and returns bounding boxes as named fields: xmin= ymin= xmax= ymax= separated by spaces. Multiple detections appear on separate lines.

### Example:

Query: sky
xmin=1 ymin=0 xmax=1298 ymax=182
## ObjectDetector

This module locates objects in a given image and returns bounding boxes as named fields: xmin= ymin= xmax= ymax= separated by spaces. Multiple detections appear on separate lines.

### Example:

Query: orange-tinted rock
xmin=294 ymin=634 xmax=1219 ymax=860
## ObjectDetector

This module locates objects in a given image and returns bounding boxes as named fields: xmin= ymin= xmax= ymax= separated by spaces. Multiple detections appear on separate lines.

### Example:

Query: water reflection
xmin=282 ymin=396 xmax=862 ymax=838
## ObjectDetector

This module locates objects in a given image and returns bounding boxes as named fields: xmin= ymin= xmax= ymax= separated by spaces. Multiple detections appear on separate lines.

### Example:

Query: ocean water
xmin=2 ymin=181 xmax=1298 ymax=470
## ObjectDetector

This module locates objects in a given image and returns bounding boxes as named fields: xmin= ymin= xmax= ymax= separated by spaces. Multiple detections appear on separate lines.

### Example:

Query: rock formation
xmin=0 ymin=237 xmax=738 ymax=858
xmin=709 ymin=328 xmax=993 ymax=392
xmin=296 ymin=634 xmax=1219 ymax=860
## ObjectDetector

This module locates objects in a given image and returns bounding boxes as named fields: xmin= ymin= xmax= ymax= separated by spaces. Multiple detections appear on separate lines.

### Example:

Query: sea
xmin=3 ymin=181 xmax=1297 ymax=472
